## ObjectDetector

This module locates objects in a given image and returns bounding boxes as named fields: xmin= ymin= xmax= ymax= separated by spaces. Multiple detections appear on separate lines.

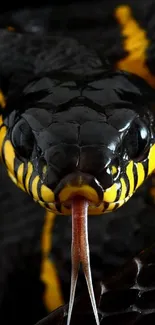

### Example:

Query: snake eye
xmin=11 ymin=118 xmax=35 ymax=159
xmin=123 ymin=119 xmax=150 ymax=161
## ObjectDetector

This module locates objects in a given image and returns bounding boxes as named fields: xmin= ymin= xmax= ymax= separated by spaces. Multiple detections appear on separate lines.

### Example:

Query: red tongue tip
xmin=67 ymin=196 xmax=100 ymax=325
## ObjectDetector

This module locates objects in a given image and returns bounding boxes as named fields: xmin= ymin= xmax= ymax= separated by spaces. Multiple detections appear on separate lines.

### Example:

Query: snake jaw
xmin=67 ymin=196 xmax=100 ymax=325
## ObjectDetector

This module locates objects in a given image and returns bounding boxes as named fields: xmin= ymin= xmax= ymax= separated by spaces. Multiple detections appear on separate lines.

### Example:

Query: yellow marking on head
xmin=111 ymin=165 xmax=118 ymax=176
xmin=41 ymin=184 xmax=54 ymax=203
xmin=31 ymin=175 xmax=40 ymax=201
xmin=148 ymin=144 xmax=155 ymax=174
xmin=126 ymin=161 xmax=134 ymax=197
xmin=41 ymin=211 xmax=64 ymax=311
xmin=115 ymin=6 xmax=155 ymax=88
xmin=136 ymin=162 xmax=145 ymax=189
xmin=16 ymin=163 xmax=26 ymax=192
xmin=3 ymin=140 xmax=15 ymax=174
xmin=25 ymin=162 xmax=33 ymax=193
xmin=105 ymin=202 xmax=117 ymax=212
xmin=119 ymin=177 xmax=127 ymax=201
xmin=104 ymin=183 xmax=118 ymax=203
xmin=0 ymin=125 xmax=7 ymax=155
xmin=59 ymin=185 xmax=100 ymax=204
xmin=0 ymin=90 xmax=6 ymax=108
xmin=117 ymin=200 xmax=125 ymax=209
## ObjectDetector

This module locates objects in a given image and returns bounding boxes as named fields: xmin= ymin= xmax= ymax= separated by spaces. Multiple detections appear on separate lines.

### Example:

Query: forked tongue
xmin=67 ymin=196 xmax=100 ymax=325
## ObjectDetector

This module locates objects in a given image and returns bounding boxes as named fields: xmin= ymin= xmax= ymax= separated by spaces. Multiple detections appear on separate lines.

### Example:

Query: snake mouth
xmin=53 ymin=172 xmax=104 ymax=212
xmin=35 ymin=172 xmax=131 ymax=214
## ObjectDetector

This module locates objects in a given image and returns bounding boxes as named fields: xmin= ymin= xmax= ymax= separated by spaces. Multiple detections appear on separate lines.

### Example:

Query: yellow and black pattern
xmin=1 ymin=2 xmax=155 ymax=216
xmin=57 ymin=150 xmax=155 ymax=216
xmin=1 ymin=118 xmax=155 ymax=217
xmin=115 ymin=5 xmax=155 ymax=87
xmin=0 ymin=121 xmax=55 ymax=206
xmin=1 ymin=0 xmax=155 ymax=321
xmin=40 ymin=210 xmax=64 ymax=310
xmin=39 ymin=2 xmax=155 ymax=313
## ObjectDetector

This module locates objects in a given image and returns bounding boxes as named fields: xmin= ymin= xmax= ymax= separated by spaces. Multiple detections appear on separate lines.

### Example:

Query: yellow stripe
xmin=149 ymin=171 xmax=155 ymax=202
xmin=41 ymin=211 xmax=64 ymax=311
xmin=17 ymin=163 xmax=26 ymax=192
xmin=0 ymin=125 xmax=7 ymax=155
xmin=104 ymin=183 xmax=118 ymax=203
xmin=59 ymin=184 xmax=100 ymax=204
xmin=0 ymin=91 xmax=6 ymax=145
xmin=119 ymin=177 xmax=127 ymax=201
xmin=25 ymin=162 xmax=33 ymax=193
xmin=115 ymin=5 xmax=155 ymax=88
xmin=0 ymin=90 xmax=6 ymax=108
xmin=38 ymin=200 xmax=46 ymax=209
xmin=105 ymin=202 xmax=116 ymax=212
xmin=41 ymin=184 xmax=54 ymax=203
xmin=148 ymin=144 xmax=155 ymax=175
xmin=136 ymin=162 xmax=145 ymax=189
xmin=117 ymin=200 xmax=125 ymax=209
xmin=126 ymin=161 xmax=134 ymax=197
xmin=31 ymin=175 xmax=40 ymax=201
xmin=3 ymin=140 xmax=15 ymax=175
xmin=0 ymin=115 xmax=3 ymax=127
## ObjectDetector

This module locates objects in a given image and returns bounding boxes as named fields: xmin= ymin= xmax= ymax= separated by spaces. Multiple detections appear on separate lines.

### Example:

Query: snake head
xmin=1 ymin=70 xmax=155 ymax=325
xmin=0 ymin=70 xmax=155 ymax=215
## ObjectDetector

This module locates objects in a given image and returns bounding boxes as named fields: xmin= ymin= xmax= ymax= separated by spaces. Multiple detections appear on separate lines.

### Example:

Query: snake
xmin=1 ymin=1 xmax=155 ymax=324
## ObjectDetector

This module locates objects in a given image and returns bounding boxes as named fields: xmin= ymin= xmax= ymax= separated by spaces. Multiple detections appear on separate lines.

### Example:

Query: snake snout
xmin=54 ymin=172 xmax=104 ymax=206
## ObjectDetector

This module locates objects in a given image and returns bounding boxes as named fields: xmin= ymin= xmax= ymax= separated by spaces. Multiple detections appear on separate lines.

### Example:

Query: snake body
xmin=1 ymin=1 xmax=155 ymax=325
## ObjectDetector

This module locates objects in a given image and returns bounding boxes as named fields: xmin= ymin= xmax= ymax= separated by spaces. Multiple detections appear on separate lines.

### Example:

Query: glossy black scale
xmin=8 ymin=71 xmax=154 ymax=194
